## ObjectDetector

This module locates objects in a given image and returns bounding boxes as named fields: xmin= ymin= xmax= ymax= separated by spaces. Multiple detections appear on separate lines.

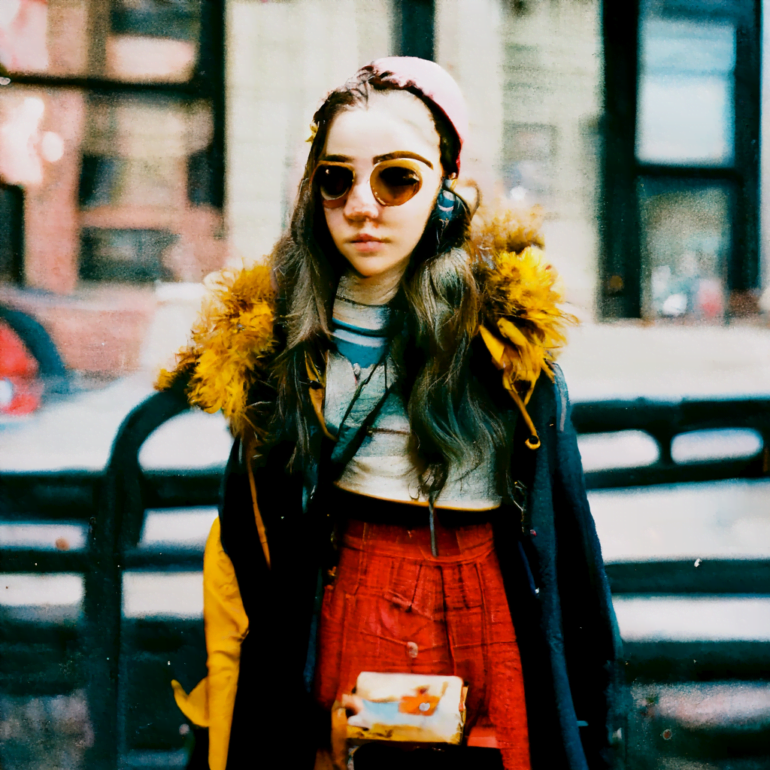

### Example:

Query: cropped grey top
xmin=325 ymin=290 xmax=501 ymax=512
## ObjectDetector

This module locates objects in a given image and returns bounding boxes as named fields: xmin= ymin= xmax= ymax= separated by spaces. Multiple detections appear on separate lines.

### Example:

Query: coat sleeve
xmin=551 ymin=365 xmax=625 ymax=769
xmin=171 ymin=516 xmax=249 ymax=770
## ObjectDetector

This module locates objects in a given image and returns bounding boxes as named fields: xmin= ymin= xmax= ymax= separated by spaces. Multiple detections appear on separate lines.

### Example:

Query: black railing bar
xmin=0 ymin=469 xmax=103 ymax=477
xmin=573 ymin=411 xmax=770 ymax=424
xmin=0 ymin=508 xmax=99 ymax=521
xmin=121 ymin=555 xmax=205 ymax=570
xmin=607 ymin=559 xmax=770 ymax=595
xmin=573 ymin=396 xmax=770 ymax=409
xmin=572 ymin=397 xmax=770 ymax=425
xmin=0 ymin=469 xmax=220 ymax=484
xmin=607 ymin=558 xmax=770 ymax=568
xmin=85 ymin=389 xmax=191 ymax=768
xmin=610 ymin=586 xmax=770 ymax=596
xmin=142 ymin=468 xmax=226 ymax=478
xmin=575 ymin=425 xmax=770 ymax=442
xmin=128 ymin=544 xmax=206 ymax=554
xmin=0 ymin=472 xmax=102 ymax=493
xmin=0 ymin=625 xmax=84 ymax=637
xmin=610 ymin=593 xmax=770 ymax=603
xmin=0 ymin=468 xmax=222 ymax=479
xmin=0 ymin=617 xmax=83 ymax=629
xmin=0 ymin=551 xmax=90 ymax=572
xmin=584 ymin=458 xmax=769 ymax=489
xmin=576 ymin=425 xmax=770 ymax=443
xmin=622 ymin=640 xmax=770 ymax=667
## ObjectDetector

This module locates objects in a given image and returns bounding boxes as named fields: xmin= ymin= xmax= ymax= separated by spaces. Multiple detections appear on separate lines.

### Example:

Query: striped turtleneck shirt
xmin=330 ymin=294 xmax=393 ymax=370
xmin=324 ymin=276 xmax=501 ymax=512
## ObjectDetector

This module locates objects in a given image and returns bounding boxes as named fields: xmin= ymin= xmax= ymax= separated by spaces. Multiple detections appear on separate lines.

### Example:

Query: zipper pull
xmin=429 ymin=497 xmax=438 ymax=557
xmin=512 ymin=480 xmax=528 ymax=534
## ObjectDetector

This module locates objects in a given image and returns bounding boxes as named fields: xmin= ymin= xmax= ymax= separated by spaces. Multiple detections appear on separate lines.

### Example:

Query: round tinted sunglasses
xmin=313 ymin=158 xmax=424 ymax=208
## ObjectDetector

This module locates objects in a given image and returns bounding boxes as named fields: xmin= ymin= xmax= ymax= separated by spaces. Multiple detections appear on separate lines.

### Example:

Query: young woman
xmin=160 ymin=57 xmax=622 ymax=770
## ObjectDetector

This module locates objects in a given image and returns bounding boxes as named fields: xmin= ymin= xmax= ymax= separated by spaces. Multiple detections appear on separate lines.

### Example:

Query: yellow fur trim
xmin=480 ymin=244 xmax=576 ymax=402
xmin=472 ymin=204 xmax=576 ymax=403
xmin=156 ymin=265 xmax=277 ymax=437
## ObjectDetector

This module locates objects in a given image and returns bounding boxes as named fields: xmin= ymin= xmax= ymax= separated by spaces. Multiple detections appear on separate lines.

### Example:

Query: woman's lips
xmin=350 ymin=234 xmax=385 ymax=253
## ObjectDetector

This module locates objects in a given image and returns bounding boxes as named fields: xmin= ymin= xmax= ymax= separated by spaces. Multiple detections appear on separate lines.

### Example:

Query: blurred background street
xmin=1 ymin=1 xmax=769 ymax=769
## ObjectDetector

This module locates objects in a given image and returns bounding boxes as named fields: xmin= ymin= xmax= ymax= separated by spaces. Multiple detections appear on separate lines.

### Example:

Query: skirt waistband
xmin=341 ymin=518 xmax=496 ymax=563
xmin=326 ymin=485 xmax=499 ymax=526
xmin=326 ymin=486 xmax=498 ymax=561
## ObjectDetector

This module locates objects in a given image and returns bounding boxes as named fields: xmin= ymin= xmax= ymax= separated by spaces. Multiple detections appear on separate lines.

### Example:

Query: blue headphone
xmin=434 ymin=179 xmax=468 ymax=236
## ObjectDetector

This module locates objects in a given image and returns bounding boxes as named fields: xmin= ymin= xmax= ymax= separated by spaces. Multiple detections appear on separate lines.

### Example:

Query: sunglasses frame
xmin=313 ymin=157 xmax=425 ymax=208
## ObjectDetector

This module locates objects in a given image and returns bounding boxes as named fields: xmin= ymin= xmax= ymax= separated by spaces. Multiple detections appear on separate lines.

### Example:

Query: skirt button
xmin=406 ymin=641 xmax=419 ymax=659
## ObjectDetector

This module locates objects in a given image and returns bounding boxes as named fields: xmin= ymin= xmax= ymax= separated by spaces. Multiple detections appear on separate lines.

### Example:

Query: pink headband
xmin=327 ymin=57 xmax=469 ymax=174
xmin=366 ymin=57 xmax=468 ymax=173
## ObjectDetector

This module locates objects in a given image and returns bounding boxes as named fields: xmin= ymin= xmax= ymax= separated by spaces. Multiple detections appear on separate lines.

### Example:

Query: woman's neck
xmin=337 ymin=263 xmax=407 ymax=306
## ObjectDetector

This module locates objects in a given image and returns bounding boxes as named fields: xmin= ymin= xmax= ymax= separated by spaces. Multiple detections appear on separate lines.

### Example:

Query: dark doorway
xmin=397 ymin=0 xmax=435 ymax=61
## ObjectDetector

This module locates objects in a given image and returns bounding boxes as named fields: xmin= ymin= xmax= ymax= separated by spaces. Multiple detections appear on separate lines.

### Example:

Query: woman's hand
xmin=321 ymin=694 xmax=363 ymax=770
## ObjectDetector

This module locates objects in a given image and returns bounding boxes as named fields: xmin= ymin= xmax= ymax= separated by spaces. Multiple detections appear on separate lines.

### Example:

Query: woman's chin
xmin=343 ymin=251 xmax=409 ymax=279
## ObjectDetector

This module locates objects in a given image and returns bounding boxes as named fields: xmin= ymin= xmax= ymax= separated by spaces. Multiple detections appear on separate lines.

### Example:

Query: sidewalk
xmin=559 ymin=320 xmax=770 ymax=402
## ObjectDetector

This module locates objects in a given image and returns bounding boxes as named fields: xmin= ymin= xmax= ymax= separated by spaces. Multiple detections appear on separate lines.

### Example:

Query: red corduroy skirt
xmin=313 ymin=513 xmax=531 ymax=770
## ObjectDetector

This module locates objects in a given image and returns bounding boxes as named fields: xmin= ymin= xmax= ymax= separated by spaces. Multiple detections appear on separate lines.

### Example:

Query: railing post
xmin=84 ymin=390 xmax=189 ymax=769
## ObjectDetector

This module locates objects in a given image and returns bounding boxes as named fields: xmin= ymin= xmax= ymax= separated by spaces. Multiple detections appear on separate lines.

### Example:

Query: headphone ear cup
xmin=415 ymin=179 xmax=470 ymax=259
xmin=433 ymin=181 xmax=470 ymax=247
xmin=436 ymin=184 xmax=462 ymax=226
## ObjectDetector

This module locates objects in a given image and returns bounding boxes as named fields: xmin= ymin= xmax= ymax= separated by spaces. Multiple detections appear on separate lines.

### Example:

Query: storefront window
xmin=639 ymin=179 xmax=731 ymax=320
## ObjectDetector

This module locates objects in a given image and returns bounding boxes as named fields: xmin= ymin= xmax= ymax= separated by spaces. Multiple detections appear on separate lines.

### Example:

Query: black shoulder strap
xmin=327 ymin=358 xmax=395 ymax=479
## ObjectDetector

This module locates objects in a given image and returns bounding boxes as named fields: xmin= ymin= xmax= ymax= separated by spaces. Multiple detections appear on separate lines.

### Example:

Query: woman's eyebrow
xmin=374 ymin=151 xmax=433 ymax=168
xmin=320 ymin=151 xmax=434 ymax=168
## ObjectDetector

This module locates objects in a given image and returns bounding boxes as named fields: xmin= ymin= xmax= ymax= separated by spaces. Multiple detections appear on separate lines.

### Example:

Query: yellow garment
xmin=171 ymin=517 xmax=249 ymax=770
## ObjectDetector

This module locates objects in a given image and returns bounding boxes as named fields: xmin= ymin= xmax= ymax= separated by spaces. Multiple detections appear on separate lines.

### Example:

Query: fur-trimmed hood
xmin=156 ymin=204 xmax=575 ymax=440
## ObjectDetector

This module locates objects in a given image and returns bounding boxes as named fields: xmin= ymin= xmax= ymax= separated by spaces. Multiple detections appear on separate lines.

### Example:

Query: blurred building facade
xmin=0 ymin=0 xmax=766 ymax=378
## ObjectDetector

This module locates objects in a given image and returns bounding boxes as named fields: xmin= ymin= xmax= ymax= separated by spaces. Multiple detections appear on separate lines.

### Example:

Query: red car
xmin=0 ymin=305 xmax=68 ymax=416
xmin=0 ymin=318 xmax=42 ymax=415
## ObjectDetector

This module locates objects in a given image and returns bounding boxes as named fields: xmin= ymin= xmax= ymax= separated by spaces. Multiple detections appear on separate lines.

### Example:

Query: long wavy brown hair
xmin=267 ymin=67 xmax=514 ymax=501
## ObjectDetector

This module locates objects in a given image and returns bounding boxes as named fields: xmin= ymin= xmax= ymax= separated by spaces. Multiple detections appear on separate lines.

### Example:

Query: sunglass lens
xmin=317 ymin=165 xmax=353 ymax=200
xmin=373 ymin=165 xmax=422 ymax=206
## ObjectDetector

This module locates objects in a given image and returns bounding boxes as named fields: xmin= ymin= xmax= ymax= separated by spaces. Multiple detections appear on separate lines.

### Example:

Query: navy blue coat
xmin=204 ymin=362 xmax=623 ymax=769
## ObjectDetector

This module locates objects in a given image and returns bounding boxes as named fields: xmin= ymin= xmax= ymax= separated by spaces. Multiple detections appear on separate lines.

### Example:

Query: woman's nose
xmin=344 ymin=176 xmax=379 ymax=220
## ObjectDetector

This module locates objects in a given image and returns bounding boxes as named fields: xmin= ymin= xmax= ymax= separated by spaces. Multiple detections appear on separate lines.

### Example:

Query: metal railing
xmin=1 ymin=392 xmax=768 ymax=768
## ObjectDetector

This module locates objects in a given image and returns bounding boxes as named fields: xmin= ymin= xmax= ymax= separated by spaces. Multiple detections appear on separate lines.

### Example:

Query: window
xmin=601 ymin=0 xmax=759 ymax=320
xmin=0 ymin=0 xmax=224 ymax=289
